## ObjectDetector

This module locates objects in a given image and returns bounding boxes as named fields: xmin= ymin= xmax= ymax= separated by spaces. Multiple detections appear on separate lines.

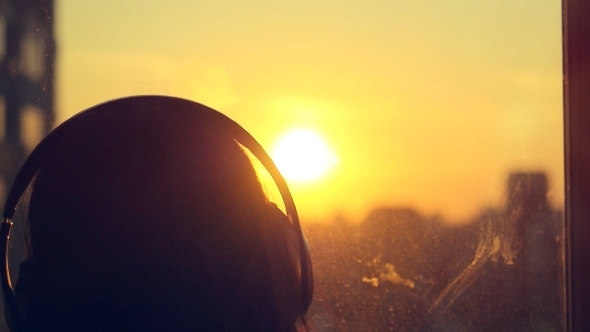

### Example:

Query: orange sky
xmin=56 ymin=1 xmax=563 ymax=223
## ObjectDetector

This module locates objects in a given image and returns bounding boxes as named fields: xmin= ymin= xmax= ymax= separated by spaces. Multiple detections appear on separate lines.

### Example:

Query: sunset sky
xmin=55 ymin=1 xmax=563 ymax=223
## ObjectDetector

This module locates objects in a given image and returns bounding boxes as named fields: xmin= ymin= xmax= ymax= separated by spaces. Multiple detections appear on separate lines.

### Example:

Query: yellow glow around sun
xmin=271 ymin=129 xmax=338 ymax=184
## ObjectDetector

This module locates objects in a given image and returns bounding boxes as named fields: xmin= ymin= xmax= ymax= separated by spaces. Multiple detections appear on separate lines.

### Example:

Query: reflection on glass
xmin=0 ymin=0 xmax=563 ymax=331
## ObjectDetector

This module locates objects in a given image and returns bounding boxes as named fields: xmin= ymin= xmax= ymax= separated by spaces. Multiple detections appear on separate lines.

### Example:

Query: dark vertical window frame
xmin=563 ymin=0 xmax=590 ymax=331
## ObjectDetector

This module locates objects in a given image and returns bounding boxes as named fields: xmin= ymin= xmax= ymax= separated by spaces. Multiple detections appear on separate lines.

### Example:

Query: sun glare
xmin=271 ymin=129 xmax=338 ymax=184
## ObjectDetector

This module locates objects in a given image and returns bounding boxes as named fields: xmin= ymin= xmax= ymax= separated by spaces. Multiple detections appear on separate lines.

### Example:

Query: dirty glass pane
xmin=0 ymin=0 xmax=563 ymax=331
xmin=305 ymin=174 xmax=564 ymax=331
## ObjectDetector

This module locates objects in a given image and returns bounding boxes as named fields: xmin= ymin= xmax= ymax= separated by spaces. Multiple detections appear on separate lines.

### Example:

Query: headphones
xmin=1 ymin=96 xmax=313 ymax=331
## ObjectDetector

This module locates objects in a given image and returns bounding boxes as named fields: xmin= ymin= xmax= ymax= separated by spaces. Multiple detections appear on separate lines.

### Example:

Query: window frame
xmin=563 ymin=0 xmax=590 ymax=330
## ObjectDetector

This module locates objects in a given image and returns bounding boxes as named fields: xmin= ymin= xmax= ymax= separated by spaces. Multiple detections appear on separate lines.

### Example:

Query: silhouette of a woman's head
xmin=2 ymin=96 xmax=311 ymax=332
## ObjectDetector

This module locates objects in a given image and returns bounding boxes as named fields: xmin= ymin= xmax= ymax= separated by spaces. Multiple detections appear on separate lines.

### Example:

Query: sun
xmin=270 ymin=128 xmax=338 ymax=184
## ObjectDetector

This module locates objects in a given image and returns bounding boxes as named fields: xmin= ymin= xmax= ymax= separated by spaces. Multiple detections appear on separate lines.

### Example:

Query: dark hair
xmin=14 ymin=99 xmax=301 ymax=331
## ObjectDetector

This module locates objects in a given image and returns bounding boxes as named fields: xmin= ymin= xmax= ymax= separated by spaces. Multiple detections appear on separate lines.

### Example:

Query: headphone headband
xmin=1 ymin=95 xmax=313 ymax=330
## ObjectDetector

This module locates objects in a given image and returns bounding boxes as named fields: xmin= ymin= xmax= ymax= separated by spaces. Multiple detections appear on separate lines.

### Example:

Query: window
xmin=55 ymin=1 xmax=568 ymax=330
xmin=4 ymin=0 xmax=589 ymax=331
xmin=19 ymin=105 xmax=44 ymax=153
xmin=20 ymin=33 xmax=45 ymax=81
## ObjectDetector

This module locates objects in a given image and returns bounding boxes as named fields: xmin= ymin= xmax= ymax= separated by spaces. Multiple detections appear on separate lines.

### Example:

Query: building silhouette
xmin=0 ymin=0 xmax=55 ymax=207
xmin=0 ymin=4 xmax=54 ymax=330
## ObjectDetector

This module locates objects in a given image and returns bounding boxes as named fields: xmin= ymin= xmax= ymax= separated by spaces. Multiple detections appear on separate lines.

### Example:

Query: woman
xmin=1 ymin=96 xmax=312 ymax=331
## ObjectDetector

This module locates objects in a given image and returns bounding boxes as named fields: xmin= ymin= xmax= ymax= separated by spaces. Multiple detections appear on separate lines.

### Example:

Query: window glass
xmin=19 ymin=34 xmax=45 ymax=81
xmin=19 ymin=105 xmax=44 ymax=153
xmin=0 ymin=1 xmax=564 ymax=331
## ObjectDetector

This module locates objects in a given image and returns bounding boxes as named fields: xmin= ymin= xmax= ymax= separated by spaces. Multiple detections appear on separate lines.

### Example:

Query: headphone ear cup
xmin=14 ymin=258 xmax=35 ymax=324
